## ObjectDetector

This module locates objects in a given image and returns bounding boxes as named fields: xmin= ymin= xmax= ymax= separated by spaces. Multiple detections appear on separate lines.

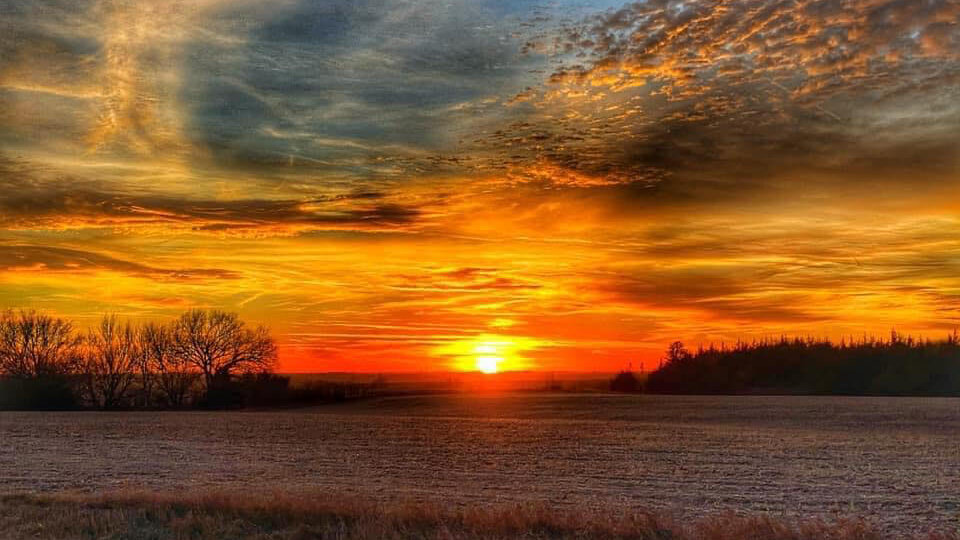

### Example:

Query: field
xmin=1 ymin=393 xmax=959 ymax=536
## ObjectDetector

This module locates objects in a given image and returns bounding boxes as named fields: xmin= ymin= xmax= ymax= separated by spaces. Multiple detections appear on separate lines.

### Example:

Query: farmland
xmin=1 ymin=394 xmax=958 ymax=536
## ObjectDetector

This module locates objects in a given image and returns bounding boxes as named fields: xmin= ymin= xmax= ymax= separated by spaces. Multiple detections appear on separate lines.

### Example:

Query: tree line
xmin=646 ymin=331 xmax=960 ymax=395
xmin=0 ymin=309 xmax=277 ymax=409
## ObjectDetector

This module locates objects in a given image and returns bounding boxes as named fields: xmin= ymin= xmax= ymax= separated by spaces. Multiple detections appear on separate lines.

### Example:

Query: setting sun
xmin=474 ymin=344 xmax=502 ymax=373
xmin=475 ymin=355 xmax=501 ymax=374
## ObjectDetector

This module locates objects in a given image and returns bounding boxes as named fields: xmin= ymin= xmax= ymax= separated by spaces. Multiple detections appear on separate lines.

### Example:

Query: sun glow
xmin=434 ymin=335 xmax=543 ymax=373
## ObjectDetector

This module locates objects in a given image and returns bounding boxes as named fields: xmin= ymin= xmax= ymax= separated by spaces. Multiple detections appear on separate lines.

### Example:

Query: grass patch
xmin=0 ymin=490 xmax=955 ymax=539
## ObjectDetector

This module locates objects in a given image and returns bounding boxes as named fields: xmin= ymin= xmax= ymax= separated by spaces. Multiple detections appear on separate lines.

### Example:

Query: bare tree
xmin=171 ymin=310 xmax=277 ymax=388
xmin=140 ymin=322 xmax=197 ymax=408
xmin=0 ymin=310 xmax=78 ymax=378
xmin=135 ymin=337 xmax=154 ymax=408
xmin=78 ymin=316 xmax=140 ymax=409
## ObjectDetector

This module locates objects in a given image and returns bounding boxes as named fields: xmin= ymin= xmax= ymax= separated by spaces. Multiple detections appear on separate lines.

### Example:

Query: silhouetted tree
xmin=171 ymin=310 xmax=277 ymax=389
xmin=77 ymin=316 xmax=140 ymax=409
xmin=0 ymin=310 xmax=78 ymax=409
xmin=0 ymin=308 xmax=357 ymax=409
xmin=140 ymin=322 xmax=197 ymax=408
xmin=0 ymin=310 xmax=78 ymax=378
xmin=647 ymin=334 xmax=960 ymax=395
xmin=666 ymin=341 xmax=690 ymax=365
xmin=610 ymin=370 xmax=641 ymax=393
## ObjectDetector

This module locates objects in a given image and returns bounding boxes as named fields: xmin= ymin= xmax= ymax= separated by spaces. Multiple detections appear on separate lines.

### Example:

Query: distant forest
xmin=645 ymin=332 xmax=960 ymax=396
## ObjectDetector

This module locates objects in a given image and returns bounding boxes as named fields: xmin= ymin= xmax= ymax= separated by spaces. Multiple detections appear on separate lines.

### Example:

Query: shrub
xmin=609 ymin=371 xmax=641 ymax=393
xmin=0 ymin=376 xmax=77 ymax=410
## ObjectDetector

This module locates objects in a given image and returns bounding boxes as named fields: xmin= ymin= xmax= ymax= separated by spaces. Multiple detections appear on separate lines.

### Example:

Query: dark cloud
xmin=0 ymin=244 xmax=239 ymax=281
xmin=180 ymin=0 xmax=543 ymax=176
xmin=591 ymin=265 xmax=823 ymax=323
xmin=0 ymin=157 xmax=421 ymax=232
xmin=472 ymin=0 xmax=960 ymax=190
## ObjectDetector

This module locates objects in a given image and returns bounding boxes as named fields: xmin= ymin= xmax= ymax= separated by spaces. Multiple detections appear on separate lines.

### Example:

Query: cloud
xmin=0 ymin=244 xmax=239 ymax=281
xmin=590 ymin=263 xmax=823 ymax=323
xmin=473 ymin=0 xmax=960 ymax=189
xmin=0 ymin=156 xmax=421 ymax=233
xmin=178 ymin=0 xmax=541 ymax=177
xmin=391 ymin=267 xmax=541 ymax=292
xmin=551 ymin=0 xmax=960 ymax=97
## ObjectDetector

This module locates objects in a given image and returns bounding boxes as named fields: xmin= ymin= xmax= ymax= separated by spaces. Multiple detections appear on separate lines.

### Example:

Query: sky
xmin=0 ymin=0 xmax=958 ymax=372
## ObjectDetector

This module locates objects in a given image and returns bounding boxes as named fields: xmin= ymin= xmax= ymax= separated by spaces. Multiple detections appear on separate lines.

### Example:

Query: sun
xmin=475 ymin=355 xmax=502 ymax=374
xmin=474 ymin=344 xmax=502 ymax=373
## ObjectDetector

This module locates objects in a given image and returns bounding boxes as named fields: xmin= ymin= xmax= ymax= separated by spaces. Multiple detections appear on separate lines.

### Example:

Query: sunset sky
xmin=1 ymin=0 xmax=958 ymax=372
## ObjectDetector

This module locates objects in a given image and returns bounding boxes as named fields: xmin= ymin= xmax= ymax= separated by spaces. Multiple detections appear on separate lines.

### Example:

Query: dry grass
xmin=0 ymin=490 xmax=956 ymax=539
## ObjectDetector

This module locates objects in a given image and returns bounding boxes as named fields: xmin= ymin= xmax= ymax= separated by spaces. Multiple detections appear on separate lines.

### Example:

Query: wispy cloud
xmin=0 ymin=244 xmax=239 ymax=281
